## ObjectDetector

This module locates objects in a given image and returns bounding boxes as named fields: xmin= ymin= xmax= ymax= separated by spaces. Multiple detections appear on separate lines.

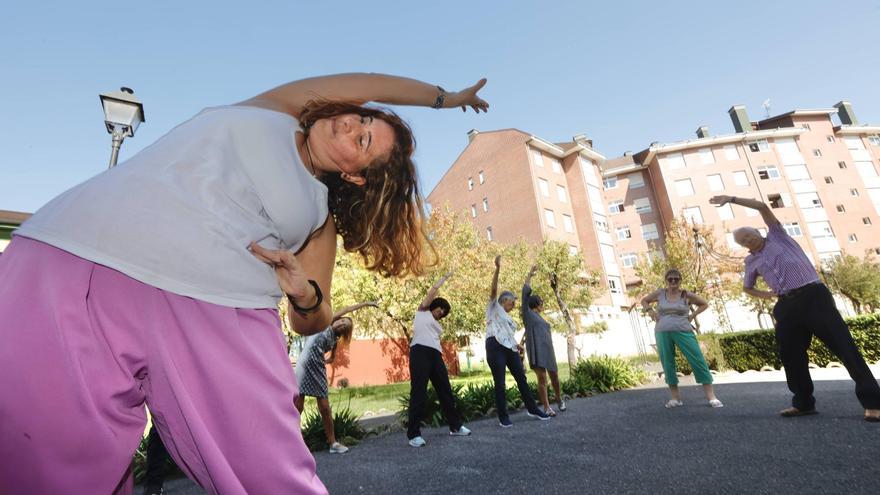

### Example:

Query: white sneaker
xmin=665 ymin=399 xmax=684 ymax=409
xmin=449 ymin=425 xmax=471 ymax=436
xmin=328 ymin=442 xmax=349 ymax=454
xmin=708 ymin=399 xmax=724 ymax=408
xmin=408 ymin=436 xmax=427 ymax=447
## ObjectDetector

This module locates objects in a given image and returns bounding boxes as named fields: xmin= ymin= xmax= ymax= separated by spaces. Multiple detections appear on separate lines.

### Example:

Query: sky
xmin=2 ymin=0 xmax=879 ymax=213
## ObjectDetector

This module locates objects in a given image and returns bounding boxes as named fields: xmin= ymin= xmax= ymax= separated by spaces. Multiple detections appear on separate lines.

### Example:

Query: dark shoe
xmin=780 ymin=407 xmax=818 ymax=417
xmin=499 ymin=416 xmax=513 ymax=428
xmin=526 ymin=409 xmax=552 ymax=421
xmin=865 ymin=409 xmax=880 ymax=422
xmin=144 ymin=486 xmax=164 ymax=495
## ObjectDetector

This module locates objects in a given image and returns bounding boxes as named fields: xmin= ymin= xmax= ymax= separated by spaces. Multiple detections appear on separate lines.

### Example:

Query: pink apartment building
xmin=428 ymin=101 xmax=880 ymax=357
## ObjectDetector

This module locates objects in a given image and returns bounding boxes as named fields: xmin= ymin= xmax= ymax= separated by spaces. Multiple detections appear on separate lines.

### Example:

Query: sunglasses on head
xmin=667 ymin=277 xmax=681 ymax=283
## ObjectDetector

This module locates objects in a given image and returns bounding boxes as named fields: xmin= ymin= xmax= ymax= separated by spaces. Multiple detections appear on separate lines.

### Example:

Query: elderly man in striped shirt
xmin=711 ymin=195 xmax=880 ymax=422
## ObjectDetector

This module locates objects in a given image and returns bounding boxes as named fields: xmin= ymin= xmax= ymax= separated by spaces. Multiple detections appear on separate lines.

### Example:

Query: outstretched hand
xmin=709 ymin=195 xmax=733 ymax=206
xmin=249 ymin=242 xmax=315 ymax=303
xmin=447 ymin=78 xmax=490 ymax=113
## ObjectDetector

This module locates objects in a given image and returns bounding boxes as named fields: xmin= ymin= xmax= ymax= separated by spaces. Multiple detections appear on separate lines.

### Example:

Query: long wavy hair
xmin=325 ymin=317 xmax=354 ymax=364
xmin=300 ymin=100 xmax=431 ymax=277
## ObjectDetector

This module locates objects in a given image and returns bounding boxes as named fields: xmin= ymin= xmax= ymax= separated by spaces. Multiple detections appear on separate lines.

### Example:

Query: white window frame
xmin=783 ymin=222 xmax=803 ymax=237
xmin=482 ymin=198 xmax=489 ymax=212
xmin=634 ymin=197 xmax=652 ymax=214
xmin=812 ymin=149 xmax=822 ymax=157
xmin=716 ymin=203 xmax=734 ymax=220
xmin=733 ymin=170 xmax=750 ymax=186
xmin=538 ymin=178 xmax=550 ymax=197
xmin=724 ymin=144 xmax=739 ymax=160
xmin=869 ymin=135 xmax=880 ymax=146
xmin=470 ymin=205 xmax=477 ymax=218
xmin=616 ymin=226 xmax=632 ymax=240
xmin=683 ymin=206 xmax=704 ymax=224
xmin=698 ymin=148 xmax=715 ymax=165
xmin=467 ymin=177 xmax=474 ymax=191
xmin=627 ymin=172 xmax=645 ymax=189
xmin=748 ymin=139 xmax=770 ymax=152
xmin=641 ymin=223 xmax=659 ymax=240
xmin=620 ymin=253 xmax=637 ymax=268
xmin=562 ymin=214 xmax=574 ymax=233
xmin=479 ymin=170 xmax=485 ymax=184
xmin=674 ymin=179 xmax=695 ymax=197
xmin=532 ymin=149 xmax=544 ymax=167
xmin=707 ymin=174 xmax=724 ymax=191
xmin=556 ymin=185 xmax=568 ymax=203
xmin=757 ymin=165 xmax=781 ymax=180
xmin=486 ymin=226 xmax=493 ymax=241
xmin=544 ymin=209 xmax=556 ymax=228
xmin=663 ymin=152 xmax=685 ymax=170
xmin=609 ymin=201 xmax=624 ymax=214
xmin=593 ymin=213 xmax=609 ymax=232
xmin=551 ymin=159 xmax=563 ymax=174
xmin=607 ymin=276 xmax=623 ymax=294
xmin=603 ymin=177 xmax=618 ymax=189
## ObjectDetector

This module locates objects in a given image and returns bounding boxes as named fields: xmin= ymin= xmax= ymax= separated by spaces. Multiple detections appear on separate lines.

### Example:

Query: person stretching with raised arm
xmin=406 ymin=272 xmax=472 ymax=447
xmin=521 ymin=265 xmax=560 ymax=418
xmin=710 ymin=195 xmax=880 ymax=421
xmin=295 ymin=302 xmax=378 ymax=453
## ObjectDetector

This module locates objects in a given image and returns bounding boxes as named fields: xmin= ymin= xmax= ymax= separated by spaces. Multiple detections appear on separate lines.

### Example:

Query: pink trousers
xmin=0 ymin=237 xmax=327 ymax=494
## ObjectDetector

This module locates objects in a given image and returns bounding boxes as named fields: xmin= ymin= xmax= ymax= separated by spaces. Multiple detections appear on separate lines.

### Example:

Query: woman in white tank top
xmin=0 ymin=73 xmax=490 ymax=494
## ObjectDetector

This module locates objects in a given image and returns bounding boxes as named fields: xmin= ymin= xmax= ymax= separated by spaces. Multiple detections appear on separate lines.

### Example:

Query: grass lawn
xmin=308 ymin=362 xmax=573 ymax=419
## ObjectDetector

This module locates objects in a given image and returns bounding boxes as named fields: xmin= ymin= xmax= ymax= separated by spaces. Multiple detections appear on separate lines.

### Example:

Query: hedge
xmin=673 ymin=313 xmax=880 ymax=374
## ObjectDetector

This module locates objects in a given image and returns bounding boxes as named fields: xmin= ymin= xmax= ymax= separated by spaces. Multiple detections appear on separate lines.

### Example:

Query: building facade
xmin=429 ymin=102 xmax=880 ymax=359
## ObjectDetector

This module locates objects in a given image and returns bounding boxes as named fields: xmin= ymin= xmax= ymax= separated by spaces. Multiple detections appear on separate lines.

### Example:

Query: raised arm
xmin=490 ymin=255 xmax=501 ymax=300
xmin=522 ymin=265 xmax=538 ymax=301
xmin=333 ymin=301 xmax=379 ymax=320
xmin=710 ymin=195 xmax=779 ymax=227
xmin=240 ymin=73 xmax=489 ymax=118
xmin=419 ymin=271 xmax=453 ymax=311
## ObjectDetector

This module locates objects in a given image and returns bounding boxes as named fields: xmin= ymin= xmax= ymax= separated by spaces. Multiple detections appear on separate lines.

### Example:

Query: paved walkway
xmin=140 ymin=367 xmax=880 ymax=494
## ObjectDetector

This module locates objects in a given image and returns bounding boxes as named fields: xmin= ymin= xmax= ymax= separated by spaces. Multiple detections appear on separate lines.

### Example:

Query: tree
xmin=630 ymin=217 xmax=742 ymax=332
xmin=738 ymin=279 xmax=775 ymax=329
xmin=820 ymin=253 xmax=880 ymax=314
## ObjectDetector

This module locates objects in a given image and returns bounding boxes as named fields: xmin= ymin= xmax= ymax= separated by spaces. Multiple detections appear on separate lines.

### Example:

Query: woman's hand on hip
xmin=249 ymin=242 xmax=315 ymax=303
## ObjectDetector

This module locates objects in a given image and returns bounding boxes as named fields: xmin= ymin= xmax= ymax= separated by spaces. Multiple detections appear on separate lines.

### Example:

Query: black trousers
xmin=485 ymin=337 xmax=539 ymax=420
xmin=773 ymin=283 xmax=880 ymax=410
xmin=407 ymin=344 xmax=462 ymax=439
xmin=143 ymin=425 xmax=171 ymax=491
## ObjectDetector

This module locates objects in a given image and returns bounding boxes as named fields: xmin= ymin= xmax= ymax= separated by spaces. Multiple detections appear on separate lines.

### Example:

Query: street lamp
xmin=99 ymin=87 xmax=145 ymax=167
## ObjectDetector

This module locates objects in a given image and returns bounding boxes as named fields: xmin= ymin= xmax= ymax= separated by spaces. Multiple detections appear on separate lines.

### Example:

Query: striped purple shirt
xmin=743 ymin=223 xmax=819 ymax=294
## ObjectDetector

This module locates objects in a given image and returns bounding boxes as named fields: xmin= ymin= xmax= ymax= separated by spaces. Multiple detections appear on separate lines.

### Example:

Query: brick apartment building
xmin=428 ymin=101 xmax=880 ymax=359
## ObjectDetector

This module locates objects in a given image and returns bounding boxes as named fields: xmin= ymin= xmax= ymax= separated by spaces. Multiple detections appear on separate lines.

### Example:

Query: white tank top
xmin=16 ymin=105 xmax=328 ymax=309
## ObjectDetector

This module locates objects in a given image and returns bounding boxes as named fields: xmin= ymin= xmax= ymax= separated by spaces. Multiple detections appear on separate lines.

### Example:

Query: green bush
xmin=301 ymin=407 xmax=366 ymax=452
xmin=568 ymin=356 xmax=647 ymax=393
xmin=717 ymin=314 xmax=880 ymax=372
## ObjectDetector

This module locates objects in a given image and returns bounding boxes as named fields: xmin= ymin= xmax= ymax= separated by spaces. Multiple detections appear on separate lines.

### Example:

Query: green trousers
xmin=655 ymin=331 xmax=713 ymax=385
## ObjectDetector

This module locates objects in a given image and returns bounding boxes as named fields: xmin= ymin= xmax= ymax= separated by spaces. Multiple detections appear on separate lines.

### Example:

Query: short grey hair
xmin=498 ymin=291 xmax=517 ymax=304
xmin=732 ymin=226 xmax=762 ymax=239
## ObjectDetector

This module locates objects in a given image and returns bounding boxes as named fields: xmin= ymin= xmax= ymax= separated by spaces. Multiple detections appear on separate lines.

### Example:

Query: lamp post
xmin=99 ymin=87 xmax=145 ymax=167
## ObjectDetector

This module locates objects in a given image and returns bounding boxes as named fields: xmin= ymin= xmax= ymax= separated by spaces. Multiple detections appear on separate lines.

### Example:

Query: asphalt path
xmin=144 ymin=376 xmax=880 ymax=494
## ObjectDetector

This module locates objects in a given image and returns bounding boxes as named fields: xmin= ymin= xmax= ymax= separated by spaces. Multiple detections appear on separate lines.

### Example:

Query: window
xmin=838 ymin=161 xmax=847 ymax=169
xmin=482 ymin=198 xmax=489 ymax=212
xmin=796 ymin=192 xmax=822 ymax=209
xmin=869 ymin=135 xmax=880 ymax=146
xmin=699 ymin=148 xmax=715 ymax=165
xmin=593 ymin=213 xmax=609 ymax=232
xmin=674 ymin=179 xmax=695 ymax=196
xmin=470 ymin=204 xmax=477 ymax=218
xmin=724 ymin=144 xmax=739 ymax=160
xmin=683 ymin=206 xmax=704 ymax=224
xmin=801 ymin=123 xmax=812 ymax=130
xmin=620 ymin=253 xmax=638 ymax=268
xmin=863 ymin=217 xmax=872 ymax=225
xmin=785 ymin=164 xmax=811 ymax=180
xmin=856 ymin=161 xmax=878 ymax=178
xmin=609 ymin=201 xmax=624 ymax=214
xmin=849 ymin=233 xmax=858 ymax=243
xmin=568 ymin=244 xmax=579 ymax=256
xmin=851 ymin=189 xmax=860 ymax=197
xmin=748 ymin=140 xmax=770 ymax=152
xmin=783 ymin=223 xmax=803 ymax=237
xmin=557 ymin=185 xmax=568 ymax=203
xmin=544 ymin=209 xmax=556 ymax=228
xmin=616 ymin=226 xmax=632 ymax=240
xmin=757 ymin=165 xmax=781 ymax=180
xmin=836 ymin=204 xmax=845 ymax=213
xmin=603 ymin=177 xmax=618 ymax=189
xmin=641 ymin=223 xmax=659 ymax=240
xmin=532 ymin=149 xmax=544 ymax=167
xmin=562 ymin=214 xmax=574 ymax=233
xmin=607 ymin=277 xmax=623 ymax=294
xmin=479 ymin=170 xmax=485 ymax=184
xmin=824 ymin=176 xmax=834 ymax=184
xmin=827 ymin=135 xmax=836 ymax=143
xmin=551 ymin=159 xmax=563 ymax=174
xmin=468 ymin=177 xmax=474 ymax=191
xmin=768 ymin=194 xmax=785 ymax=209
xmin=538 ymin=178 xmax=550 ymax=197
xmin=716 ymin=203 xmax=734 ymax=220
xmin=733 ymin=170 xmax=750 ymax=186
xmin=627 ymin=172 xmax=645 ymax=189
xmin=812 ymin=149 xmax=822 ymax=157
xmin=634 ymin=197 xmax=652 ymax=214
xmin=707 ymin=174 xmax=724 ymax=191
xmin=663 ymin=152 xmax=686 ymax=169
xmin=486 ymin=227 xmax=493 ymax=241
xmin=808 ymin=221 xmax=834 ymax=239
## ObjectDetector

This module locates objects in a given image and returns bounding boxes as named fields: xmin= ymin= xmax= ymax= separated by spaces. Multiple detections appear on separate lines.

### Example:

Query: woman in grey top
xmin=522 ymin=265 xmax=564 ymax=416
xmin=641 ymin=269 xmax=722 ymax=408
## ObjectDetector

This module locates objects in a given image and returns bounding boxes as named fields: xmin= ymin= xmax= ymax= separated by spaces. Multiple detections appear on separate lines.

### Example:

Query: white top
xmin=410 ymin=310 xmax=443 ymax=352
xmin=16 ymin=105 xmax=328 ymax=309
xmin=485 ymin=300 xmax=518 ymax=350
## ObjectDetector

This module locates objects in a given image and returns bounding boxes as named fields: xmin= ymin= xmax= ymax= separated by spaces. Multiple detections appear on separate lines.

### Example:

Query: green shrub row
xmin=398 ymin=356 xmax=647 ymax=428
xmin=672 ymin=313 xmax=880 ymax=374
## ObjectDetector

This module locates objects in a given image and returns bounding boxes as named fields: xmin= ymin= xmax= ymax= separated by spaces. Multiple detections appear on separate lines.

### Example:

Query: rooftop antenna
xmin=762 ymin=98 xmax=772 ymax=118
